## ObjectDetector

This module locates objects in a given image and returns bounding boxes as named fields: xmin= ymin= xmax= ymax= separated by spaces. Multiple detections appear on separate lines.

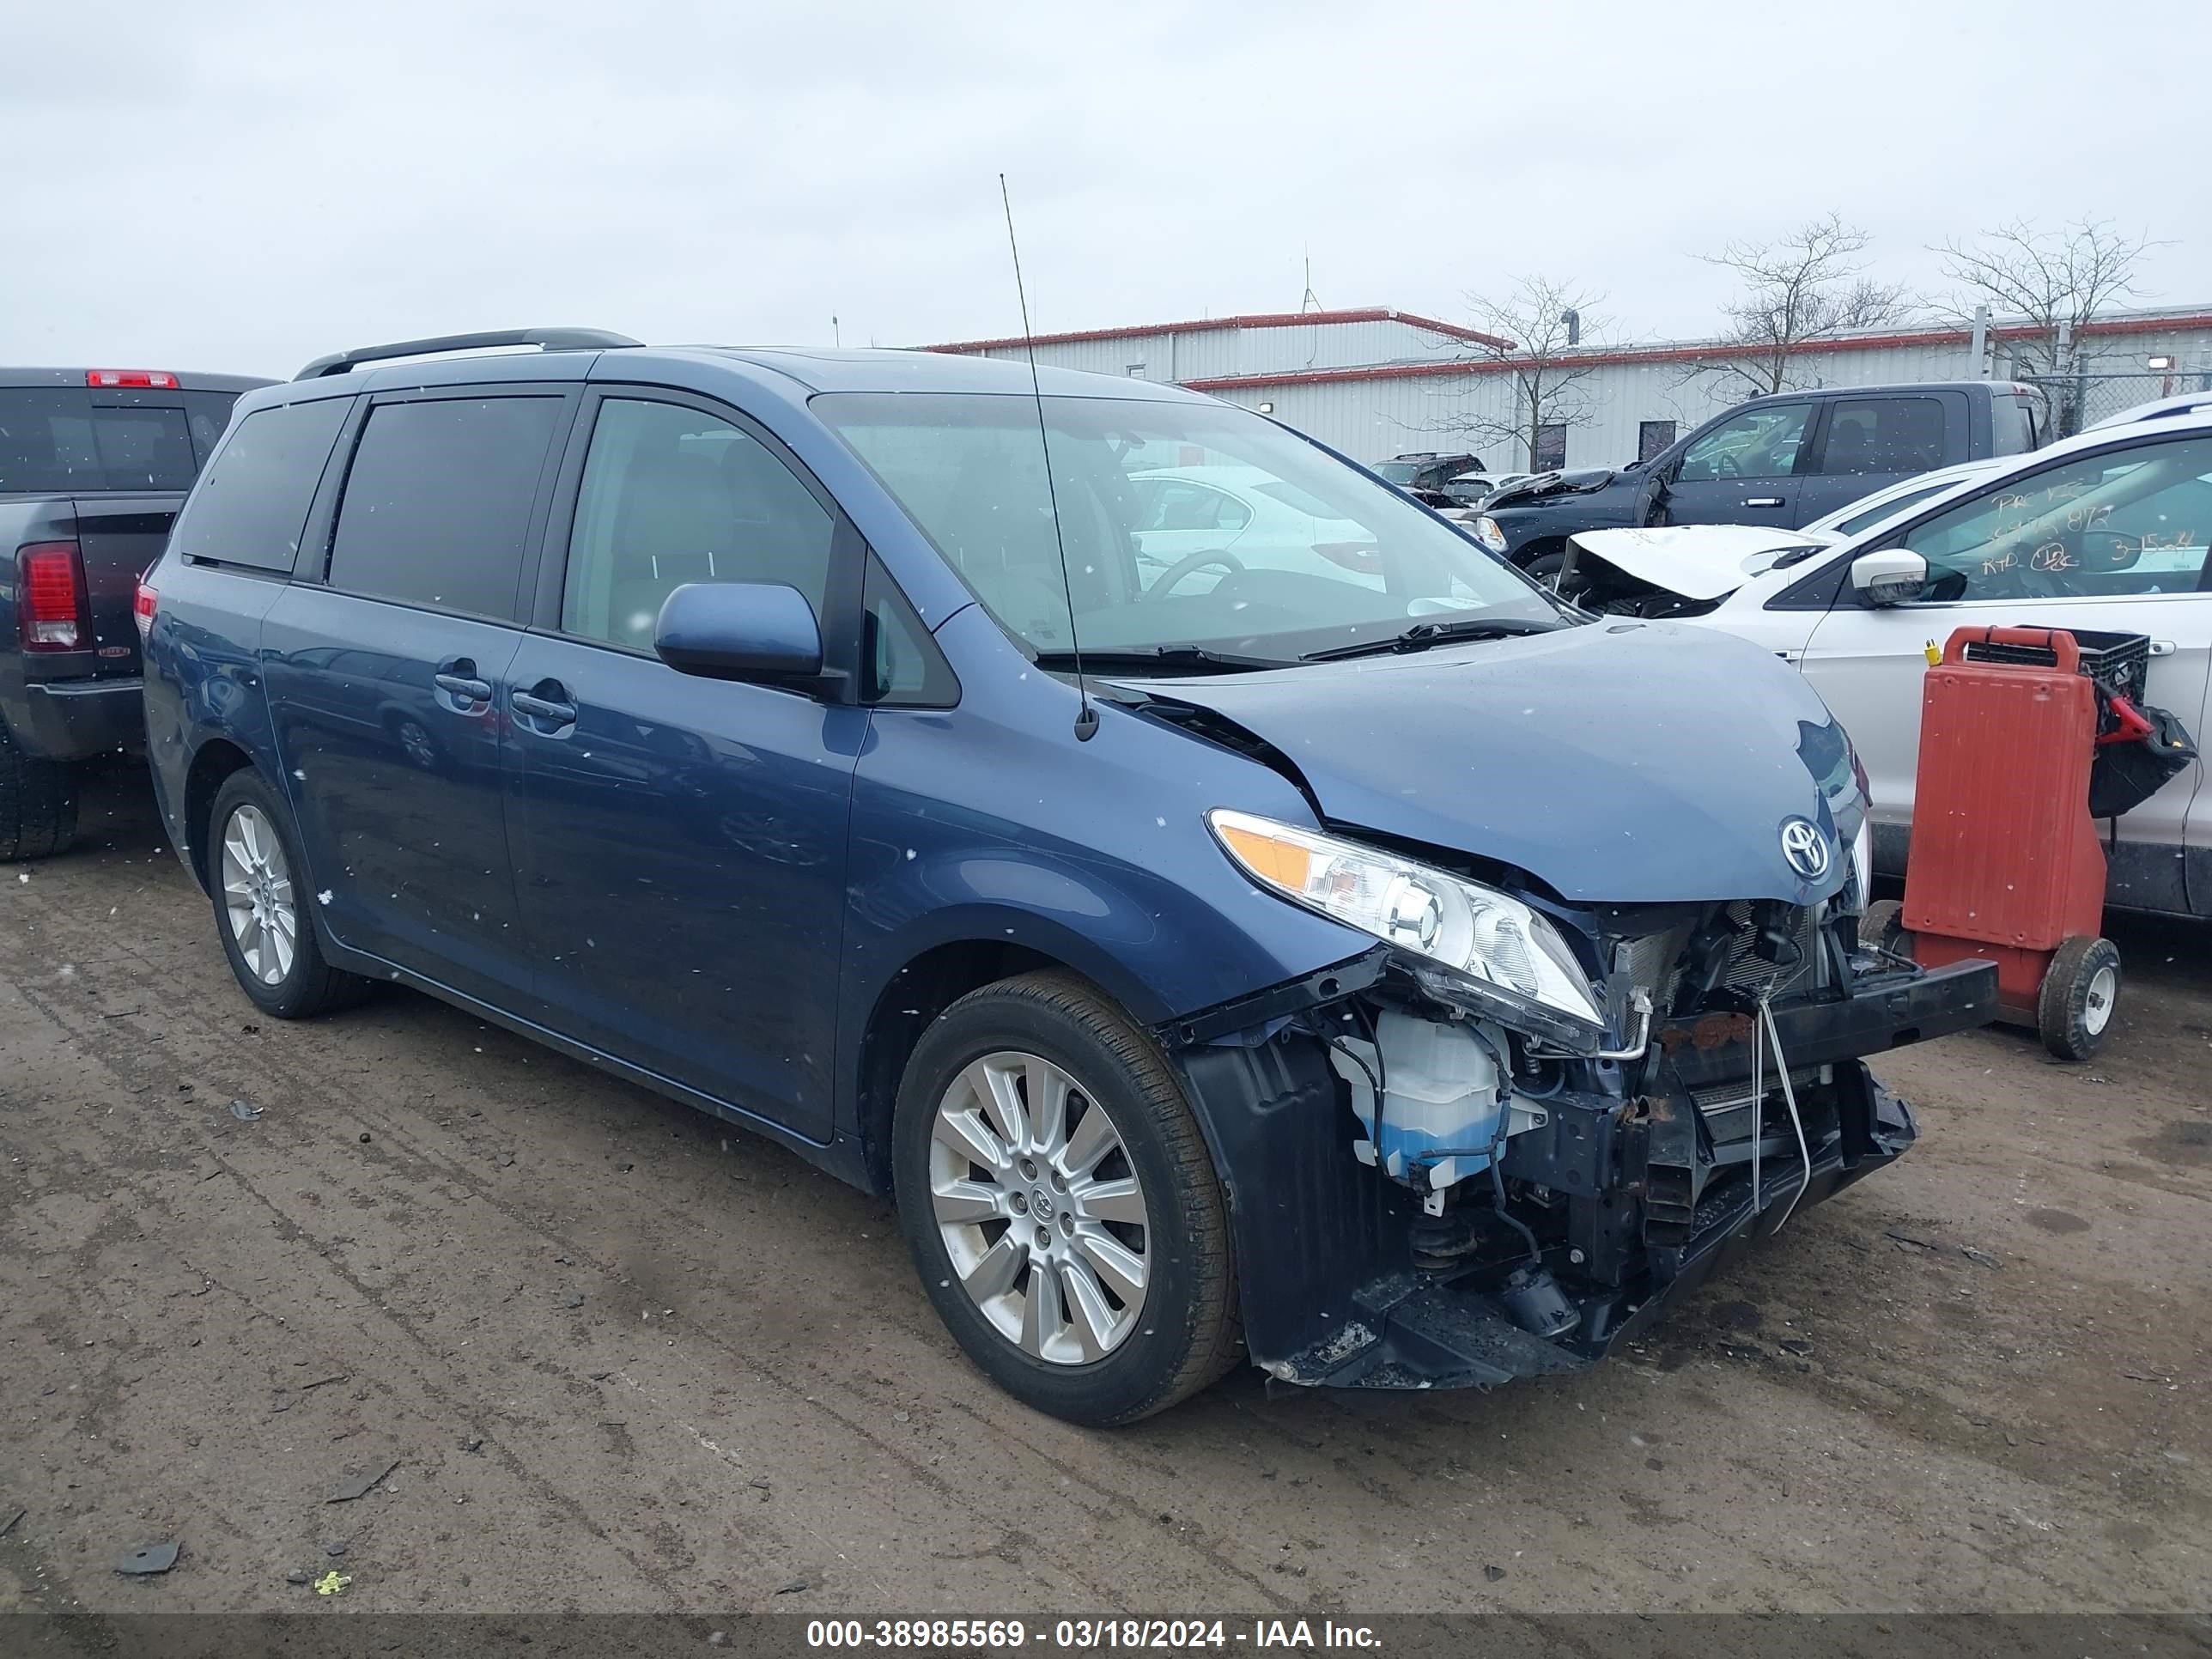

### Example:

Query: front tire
xmin=207 ymin=769 xmax=371 ymax=1019
xmin=892 ymin=971 xmax=1241 ymax=1425
xmin=0 ymin=717 xmax=80 ymax=862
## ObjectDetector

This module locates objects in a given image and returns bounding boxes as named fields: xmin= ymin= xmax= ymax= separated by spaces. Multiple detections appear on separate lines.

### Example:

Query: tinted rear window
xmin=0 ymin=389 xmax=207 ymax=493
xmin=326 ymin=396 xmax=562 ymax=619
xmin=170 ymin=398 xmax=352 ymax=573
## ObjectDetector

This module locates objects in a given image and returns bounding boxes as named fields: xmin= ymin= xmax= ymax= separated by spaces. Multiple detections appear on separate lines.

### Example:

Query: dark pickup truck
xmin=1467 ymin=380 xmax=2045 ymax=574
xmin=2 ymin=368 xmax=267 ymax=859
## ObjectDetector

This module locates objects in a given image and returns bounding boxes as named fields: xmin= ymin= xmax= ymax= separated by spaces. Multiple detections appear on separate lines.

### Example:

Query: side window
xmin=861 ymin=556 xmax=957 ymax=707
xmin=170 ymin=398 xmax=350 ymax=573
xmin=1675 ymin=404 xmax=1811 ymax=483
xmin=1991 ymin=395 xmax=2037 ymax=457
xmin=1813 ymin=398 xmax=1946 ymax=477
xmin=562 ymin=398 xmax=836 ymax=652
xmin=182 ymin=391 xmax=242 ymax=465
xmin=327 ymin=396 xmax=562 ymax=618
xmin=1898 ymin=434 xmax=2212 ymax=601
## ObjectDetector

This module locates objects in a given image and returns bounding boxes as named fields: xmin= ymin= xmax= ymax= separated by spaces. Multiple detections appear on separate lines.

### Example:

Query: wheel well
xmin=1514 ymin=535 xmax=1568 ymax=570
xmin=854 ymin=939 xmax=1073 ymax=1193
xmin=183 ymin=738 xmax=255 ymax=890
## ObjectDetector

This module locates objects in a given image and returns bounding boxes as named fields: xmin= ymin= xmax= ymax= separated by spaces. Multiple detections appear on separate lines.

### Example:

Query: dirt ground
xmin=1 ymin=766 xmax=2205 ymax=1619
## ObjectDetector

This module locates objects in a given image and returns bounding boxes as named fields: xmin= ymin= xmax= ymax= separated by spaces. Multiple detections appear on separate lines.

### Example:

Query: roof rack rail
xmin=294 ymin=327 xmax=643 ymax=381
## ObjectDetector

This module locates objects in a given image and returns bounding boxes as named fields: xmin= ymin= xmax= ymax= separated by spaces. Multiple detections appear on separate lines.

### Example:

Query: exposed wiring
xmin=1760 ymin=998 xmax=1814 ymax=1233
xmin=1489 ymin=1158 xmax=1543 ymax=1267
xmin=1327 ymin=1036 xmax=1383 ymax=1152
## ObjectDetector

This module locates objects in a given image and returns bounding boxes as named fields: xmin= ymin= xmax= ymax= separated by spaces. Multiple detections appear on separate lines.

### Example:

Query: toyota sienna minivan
xmin=142 ymin=328 xmax=1996 ymax=1425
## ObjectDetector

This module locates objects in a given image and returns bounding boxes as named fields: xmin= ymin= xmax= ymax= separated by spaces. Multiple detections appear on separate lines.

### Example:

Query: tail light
xmin=17 ymin=542 xmax=93 ymax=651
xmin=135 ymin=577 xmax=160 ymax=641
xmin=86 ymin=369 xmax=179 ymax=389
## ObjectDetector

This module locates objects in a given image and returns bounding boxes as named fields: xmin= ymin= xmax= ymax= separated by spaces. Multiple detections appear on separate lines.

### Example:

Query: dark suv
xmin=1 ymin=367 xmax=267 ymax=859
xmin=1469 ymin=381 xmax=2044 ymax=575
xmin=143 ymin=328 xmax=1993 ymax=1425
xmin=1371 ymin=451 xmax=1486 ymax=493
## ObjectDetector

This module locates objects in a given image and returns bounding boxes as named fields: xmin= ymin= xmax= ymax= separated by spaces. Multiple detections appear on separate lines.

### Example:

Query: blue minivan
xmin=142 ymin=328 xmax=1995 ymax=1424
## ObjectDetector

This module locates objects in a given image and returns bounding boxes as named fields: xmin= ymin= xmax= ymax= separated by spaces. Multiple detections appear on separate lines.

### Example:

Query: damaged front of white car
xmin=1550 ymin=461 xmax=2005 ymax=619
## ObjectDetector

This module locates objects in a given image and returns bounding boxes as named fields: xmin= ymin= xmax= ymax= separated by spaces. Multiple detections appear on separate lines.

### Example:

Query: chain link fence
xmin=2011 ymin=368 xmax=2212 ymax=441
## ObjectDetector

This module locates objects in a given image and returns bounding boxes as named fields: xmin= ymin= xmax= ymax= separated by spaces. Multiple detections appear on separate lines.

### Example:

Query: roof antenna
xmin=1000 ymin=173 xmax=1098 ymax=742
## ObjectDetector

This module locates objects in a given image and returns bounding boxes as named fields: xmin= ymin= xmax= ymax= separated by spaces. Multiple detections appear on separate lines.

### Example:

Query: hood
xmin=1571 ymin=524 xmax=1840 ymax=602
xmin=1486 ymin=467 xmax=1619 ymax=506
xmin=1115 ymin=622 xmax=1858 ymax=906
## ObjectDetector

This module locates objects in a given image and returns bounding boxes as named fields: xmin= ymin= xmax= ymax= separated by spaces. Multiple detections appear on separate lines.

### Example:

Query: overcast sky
xmin=4 ymin=0 xmax=2207 ymax=379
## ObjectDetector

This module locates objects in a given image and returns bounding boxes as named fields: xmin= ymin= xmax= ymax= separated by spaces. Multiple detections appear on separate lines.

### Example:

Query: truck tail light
xmin=85 ymin=369 xmax=179 ymax=389
xmin=135 ymin=577 xmax=161 ymax=641
xmin=17 ymin=542 xmax=93 ymax=651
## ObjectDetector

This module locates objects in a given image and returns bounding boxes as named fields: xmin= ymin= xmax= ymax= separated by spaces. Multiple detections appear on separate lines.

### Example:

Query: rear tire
xmin=892 ymin=970 xmax=1242 ymax=1425
xmin=0 ymin=717 xmax=80 ymax=862
xmin=206 ymin=769 xmax=372 ymax=1019
xmin=2038 ymin=935 xmax=2120 ymax=1062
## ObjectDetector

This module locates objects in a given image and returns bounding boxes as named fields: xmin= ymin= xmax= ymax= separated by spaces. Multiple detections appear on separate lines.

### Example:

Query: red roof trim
xmin=924 ymin=306 xmax=1513 ymax=354
xmin=1181 ymin=312 xmax=2212 ymax=393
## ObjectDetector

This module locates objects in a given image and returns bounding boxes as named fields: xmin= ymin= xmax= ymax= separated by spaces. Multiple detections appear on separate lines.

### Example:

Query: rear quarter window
xmin=170 ymin=398 xmax=353 ymax=573
xmin=325 ymin=396 xmax=564 ymax=620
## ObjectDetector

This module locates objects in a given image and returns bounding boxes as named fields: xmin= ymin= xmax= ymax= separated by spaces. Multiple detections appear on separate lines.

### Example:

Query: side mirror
xmin=1849 ymin=548 xmax=1929 ymax=607
xmin=654 ymin=581 xmax=823 ymax=684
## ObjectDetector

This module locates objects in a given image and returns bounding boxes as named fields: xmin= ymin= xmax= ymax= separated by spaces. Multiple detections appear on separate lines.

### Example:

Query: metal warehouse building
xmin=927 ymin=304 xmax=2212 ymax=472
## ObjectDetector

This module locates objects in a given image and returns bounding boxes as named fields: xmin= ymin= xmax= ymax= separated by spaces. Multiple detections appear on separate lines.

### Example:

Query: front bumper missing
xmin=1165 ymin=952 xmax=1996 ymax=1393
xmin=1270 ymin=1067 xmax=1915 ymax=1389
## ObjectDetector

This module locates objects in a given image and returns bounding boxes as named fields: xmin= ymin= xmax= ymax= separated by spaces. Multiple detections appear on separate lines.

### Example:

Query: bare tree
xmin=1448 ymin=275 xmax=1608 ymax=472
xmin=1936 ymin=219 xmax=2157 ymax=431
xmin=1696 ymin=213 xmax=1917 ymax=396
xmin=1937 ymin=217 xmax=2153 ymax=374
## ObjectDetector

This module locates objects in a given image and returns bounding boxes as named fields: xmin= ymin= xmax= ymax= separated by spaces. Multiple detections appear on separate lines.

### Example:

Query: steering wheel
xmin=1146 ymin=548 xmax=1245 ymax=598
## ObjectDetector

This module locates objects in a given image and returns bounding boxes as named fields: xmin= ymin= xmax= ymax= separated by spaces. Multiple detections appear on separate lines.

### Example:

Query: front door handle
xmin=2148 ymin=639 xmax=2176 ymax=657
xmin=1743 ymin=495 xmax=1785 ymax=508
xmin=434 ymin=672 xmax=493 ymax=701
xmin=513 ymin=688 xmax=578 ymax=728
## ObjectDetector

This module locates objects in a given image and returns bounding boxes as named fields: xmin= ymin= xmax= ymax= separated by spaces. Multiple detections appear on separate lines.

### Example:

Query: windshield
xmin=817 ymin=393 xmax=1564 ymax=662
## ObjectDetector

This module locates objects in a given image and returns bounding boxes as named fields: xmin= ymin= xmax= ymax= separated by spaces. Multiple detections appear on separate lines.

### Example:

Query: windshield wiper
xmin=1030 ymin=646 xmax=1287 ymax=674
xmin=1300 ymin=617 xmax=1562 ymax=663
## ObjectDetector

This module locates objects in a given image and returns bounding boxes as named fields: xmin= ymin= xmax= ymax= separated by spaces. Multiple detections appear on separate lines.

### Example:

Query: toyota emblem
xmin=1779 ymin=817 xmax=1830 ymax=880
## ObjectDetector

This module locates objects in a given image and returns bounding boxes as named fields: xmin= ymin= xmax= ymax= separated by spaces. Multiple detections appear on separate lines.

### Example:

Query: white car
xmin=1440 ymin=471 xmax=1536 ymax=514
xmin=1127 ymin=464 xmax=1381 ymax=591
xmin=1562 ymin=424 xmax=2212 ymax=919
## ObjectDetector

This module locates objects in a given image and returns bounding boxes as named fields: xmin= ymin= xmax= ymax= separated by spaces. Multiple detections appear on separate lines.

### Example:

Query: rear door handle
xmin=1743 ymin=496 xmax=1784 ymax=508
xmin=513 ymin=689 xmax=578 ymax=728
xmin=434 ymin=672 xmax=492 ymax=701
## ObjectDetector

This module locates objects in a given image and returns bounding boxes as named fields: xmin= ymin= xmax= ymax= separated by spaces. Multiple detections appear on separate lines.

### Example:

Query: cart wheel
xmin=2038 ymin=936 xmax=2121 ymax=1061
xmin=1861 ymin=899 xmax=1914 ymax=961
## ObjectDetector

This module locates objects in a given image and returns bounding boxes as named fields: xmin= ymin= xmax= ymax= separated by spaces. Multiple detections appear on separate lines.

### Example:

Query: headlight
xmin=1208 ymin=809 xmax=1603 ymax=1035
xmin=1471 ymin=515 xmax=1508 ymax=554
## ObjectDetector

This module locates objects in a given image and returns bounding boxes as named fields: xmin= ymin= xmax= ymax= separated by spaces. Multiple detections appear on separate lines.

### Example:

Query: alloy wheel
xmin=928 ymin=1050 xmax=1152 ymax=1365
xmin=220 ymin=803 xmax=297 ymax=987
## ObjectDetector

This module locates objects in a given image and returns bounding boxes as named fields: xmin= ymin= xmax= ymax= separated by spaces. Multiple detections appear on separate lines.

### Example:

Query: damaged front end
xmin=1162 ymin=884 xmax=1997 ymax=1393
